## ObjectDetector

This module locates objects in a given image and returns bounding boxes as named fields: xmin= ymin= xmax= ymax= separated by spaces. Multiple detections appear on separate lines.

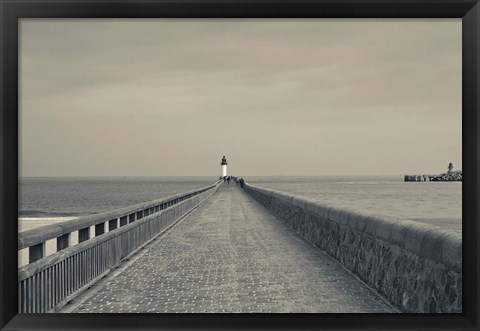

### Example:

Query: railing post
xmin=29 ymin=242 xmax=45 ymax=263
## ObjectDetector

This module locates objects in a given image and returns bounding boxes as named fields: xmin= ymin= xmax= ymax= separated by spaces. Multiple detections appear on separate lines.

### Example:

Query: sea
xmin=19 ymin=176 xmax=462 ymax=235
xmin=19 ymin=177 xmax=216 ymax=232
xmin=247 ymin=176 xmax=461 ymax=234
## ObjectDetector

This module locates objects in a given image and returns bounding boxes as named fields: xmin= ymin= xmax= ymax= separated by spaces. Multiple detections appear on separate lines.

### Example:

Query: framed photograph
xmin=1 ymin=0 xmax=479 ymax=330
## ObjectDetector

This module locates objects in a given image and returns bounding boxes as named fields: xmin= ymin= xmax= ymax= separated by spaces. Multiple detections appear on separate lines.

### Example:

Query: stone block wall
xmin=244 ymin=183 xmax=462 ymax=313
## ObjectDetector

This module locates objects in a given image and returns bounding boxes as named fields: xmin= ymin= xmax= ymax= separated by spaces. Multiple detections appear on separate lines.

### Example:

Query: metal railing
xmin=18 ymin=181 xmax=221 ymax=313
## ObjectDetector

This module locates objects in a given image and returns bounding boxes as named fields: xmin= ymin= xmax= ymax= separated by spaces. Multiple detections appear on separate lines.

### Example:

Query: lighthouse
xmin=221 ymin=155 xmax=228 ymax=177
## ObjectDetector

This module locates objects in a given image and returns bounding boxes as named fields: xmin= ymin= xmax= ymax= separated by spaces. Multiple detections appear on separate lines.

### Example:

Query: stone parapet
xmin=244 ymin=183 xmax=462 ymax=313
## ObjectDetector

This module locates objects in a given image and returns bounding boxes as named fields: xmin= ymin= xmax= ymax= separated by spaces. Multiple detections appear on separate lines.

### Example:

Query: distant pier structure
xmin=221 ymin=155 xmax=228 ymax=177
xmin=404 ymin=163 xmax=462 ymax=182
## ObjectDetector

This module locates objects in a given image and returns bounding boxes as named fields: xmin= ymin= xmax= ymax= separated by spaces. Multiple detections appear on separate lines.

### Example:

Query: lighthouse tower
xmin=221 ymin=156 xmax=228 ymax=177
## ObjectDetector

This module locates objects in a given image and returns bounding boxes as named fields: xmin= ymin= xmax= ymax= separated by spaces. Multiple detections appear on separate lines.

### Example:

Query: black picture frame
xmin=1 ymin=0 xmax=479 ymax=330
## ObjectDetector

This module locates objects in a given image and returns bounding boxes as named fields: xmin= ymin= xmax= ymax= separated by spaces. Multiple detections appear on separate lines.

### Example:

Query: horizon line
xmin=19 ymin=174 xmax=409 ymax=178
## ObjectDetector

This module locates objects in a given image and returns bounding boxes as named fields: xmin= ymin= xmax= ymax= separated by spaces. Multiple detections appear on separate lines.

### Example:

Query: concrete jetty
xmin=61 ymin=184 xmax=394 ymax=313
xmin=17 ymin=180 xmax=461 ymax=314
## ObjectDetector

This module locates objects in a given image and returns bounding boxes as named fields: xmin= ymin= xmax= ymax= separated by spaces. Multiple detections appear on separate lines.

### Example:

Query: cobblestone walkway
xmin=68 ymin=184 xmax=395 ymax=313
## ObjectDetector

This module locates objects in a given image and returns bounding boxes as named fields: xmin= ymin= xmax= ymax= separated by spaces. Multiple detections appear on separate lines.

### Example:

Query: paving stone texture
xmin=69 ymin=184 xmax=395 ymax=313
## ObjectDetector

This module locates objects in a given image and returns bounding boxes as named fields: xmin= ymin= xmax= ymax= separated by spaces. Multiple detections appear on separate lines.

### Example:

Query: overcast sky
xmin=20 ymin=19 xmax=461 ymax=177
